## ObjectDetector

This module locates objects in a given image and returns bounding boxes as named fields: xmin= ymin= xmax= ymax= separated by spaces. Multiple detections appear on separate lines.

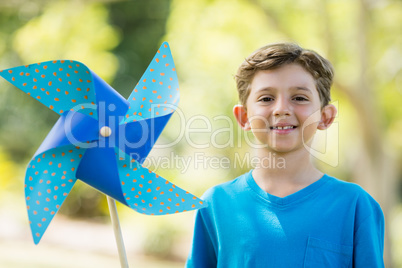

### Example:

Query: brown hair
xmin=235 ymin=42 xmax=334 ymax=108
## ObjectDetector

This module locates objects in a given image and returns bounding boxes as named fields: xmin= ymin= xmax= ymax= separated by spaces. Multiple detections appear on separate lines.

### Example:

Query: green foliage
xmin=391 ymin=205 xmax=402 ymax=268
xmin=108 ymin=0 xmax=171 ymax=98
xmin=0 ymin=149 xmax=24 ymax=190
xmin=59 ymin=181 xmax=108 ymax=219
xmin=143 ymin=222 xmax=178 ymax=259
xmin=13 ymin=1 xmax=120 ymax=82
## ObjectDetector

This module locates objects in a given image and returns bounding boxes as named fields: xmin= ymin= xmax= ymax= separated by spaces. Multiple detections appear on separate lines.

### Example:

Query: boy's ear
xmin=233 ymin=105 xmax=251 ymax=130
xmin=318 ymin=104 xmax=337 ymax=130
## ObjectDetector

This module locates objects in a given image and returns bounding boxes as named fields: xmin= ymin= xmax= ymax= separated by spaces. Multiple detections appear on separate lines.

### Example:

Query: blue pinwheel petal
xmin=0 ymin=60 xmax=98 ymax=119
xmin=25 ymin=144 xmax=86 ymax=244
xmin=116 ymin=112 xmax=173 ymax=164
xmin=90 ymin=71 xmax=129 ymax=127
xmin=121 ymin=42 xmax=180 ymax=124
xmin=75 ymin=146 xmax=127 ymax=206
xmin=35 ymin=111 xmax=99 ymax=158
xmin=114 ymin=148 xmax=207 ymax=215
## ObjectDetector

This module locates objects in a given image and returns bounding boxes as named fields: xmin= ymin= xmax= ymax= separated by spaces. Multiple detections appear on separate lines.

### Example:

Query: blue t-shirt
xmin=186 ymin=170 xmax=384 ymax=267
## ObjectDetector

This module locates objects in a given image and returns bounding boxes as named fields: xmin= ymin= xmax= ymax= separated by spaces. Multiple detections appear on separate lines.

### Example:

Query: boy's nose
xmin=273 ymin=97 xmax=291 ymax=117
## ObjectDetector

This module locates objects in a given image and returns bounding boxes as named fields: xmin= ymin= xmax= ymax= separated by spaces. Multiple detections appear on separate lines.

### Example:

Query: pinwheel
xmin=0 ymin=42 xmax=206 ymax=256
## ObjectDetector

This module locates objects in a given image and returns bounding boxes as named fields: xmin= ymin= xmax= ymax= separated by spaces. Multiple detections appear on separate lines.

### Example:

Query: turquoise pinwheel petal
xmin=25 ymin=144 xmax=86 ymax=244
xmin=0 ymin=60 xmax=98 ymax=119
xmin=121 ymin=42 xmax=180 ymax=123
xmin=114 ymin=148 xmax=207 ymax=215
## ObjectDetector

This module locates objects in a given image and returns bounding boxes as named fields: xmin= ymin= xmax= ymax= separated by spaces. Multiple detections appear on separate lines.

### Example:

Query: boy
xmin=186 ymin=43 xmax=384 ymax=267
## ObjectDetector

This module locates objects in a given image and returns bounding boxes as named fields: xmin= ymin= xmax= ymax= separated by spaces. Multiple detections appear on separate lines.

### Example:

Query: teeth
xmin=272 ymin=126 xmax=294 ymax=130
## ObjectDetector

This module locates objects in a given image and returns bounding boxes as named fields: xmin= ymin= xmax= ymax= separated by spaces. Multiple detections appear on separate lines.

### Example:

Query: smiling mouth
xmin=270 ymin=126 xmax=297 ymax=130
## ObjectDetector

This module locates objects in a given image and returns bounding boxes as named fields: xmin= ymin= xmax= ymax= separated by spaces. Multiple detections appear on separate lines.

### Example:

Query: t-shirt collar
xmin=245 ymin=169 xmax=330 ymax=207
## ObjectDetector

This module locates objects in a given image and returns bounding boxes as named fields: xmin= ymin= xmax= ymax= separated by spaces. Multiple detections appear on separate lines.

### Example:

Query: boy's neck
xmin=252 ymin=147 xmax=323 ymax=198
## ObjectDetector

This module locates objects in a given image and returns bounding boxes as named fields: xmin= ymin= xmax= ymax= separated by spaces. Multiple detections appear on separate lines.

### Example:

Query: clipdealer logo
xmin=62 ymin=101 xmax=339 ymax=168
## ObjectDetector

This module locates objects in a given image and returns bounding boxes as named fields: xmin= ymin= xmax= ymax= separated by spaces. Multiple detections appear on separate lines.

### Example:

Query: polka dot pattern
xmin=0 ymin=60 xmax=97 ymax=119
xmin=122 ymin=42 xmax=179 ymax=123
xmin=115 ymin=148 xmax=207 ymax=215
xmin=25 ymin=145 xmax=85 ymax=244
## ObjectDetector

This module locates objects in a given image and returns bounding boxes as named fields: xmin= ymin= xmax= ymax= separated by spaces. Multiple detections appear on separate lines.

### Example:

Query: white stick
xmin=107 ymin=196 xmax=129 ymax=268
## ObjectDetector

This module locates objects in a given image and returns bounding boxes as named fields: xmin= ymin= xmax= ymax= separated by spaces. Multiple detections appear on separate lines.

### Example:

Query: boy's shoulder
xmin=327 ymin=175 xmax=366 ymax=195
xmin=327 ymin=175 xmax=377 ymax=199
xmin=324 ymin=175 xmax=383 ymax=215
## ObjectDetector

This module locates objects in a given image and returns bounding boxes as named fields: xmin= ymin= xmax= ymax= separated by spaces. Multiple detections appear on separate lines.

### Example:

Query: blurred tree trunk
xmin=350 ymin=0 xmax=396 ymax=266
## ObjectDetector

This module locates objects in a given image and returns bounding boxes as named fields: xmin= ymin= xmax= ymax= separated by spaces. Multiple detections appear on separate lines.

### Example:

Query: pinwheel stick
xmin=107 ymin=196 xmax=129 ymax=268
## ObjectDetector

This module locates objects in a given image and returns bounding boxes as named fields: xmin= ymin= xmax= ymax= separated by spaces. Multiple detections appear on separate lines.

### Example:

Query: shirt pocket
xmin=304 ymin=237 xmax=353 ymax=268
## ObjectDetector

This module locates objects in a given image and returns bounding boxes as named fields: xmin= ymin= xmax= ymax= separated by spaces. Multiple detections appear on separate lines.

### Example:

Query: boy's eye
xmin=294 ymin=96 xmax=308 ymax=102
xmin=259 ymin=97 xmax=273 ymax=102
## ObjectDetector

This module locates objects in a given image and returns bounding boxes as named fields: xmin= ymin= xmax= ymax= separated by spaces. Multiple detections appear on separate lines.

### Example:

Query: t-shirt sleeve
xmin=353 ymin=194 xmax=385 ymax=268
xmin=186 ymin=208 xmax=217 ymax=268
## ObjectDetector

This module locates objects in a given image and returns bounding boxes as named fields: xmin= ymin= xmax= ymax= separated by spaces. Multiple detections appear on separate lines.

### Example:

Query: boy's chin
xmin=260 ymin=143 xmax=305 ymax=155
xmin=269 ymin=147 xmax=297 ymax=154
xmin=250 ymin=137 xmax=308 ymax=154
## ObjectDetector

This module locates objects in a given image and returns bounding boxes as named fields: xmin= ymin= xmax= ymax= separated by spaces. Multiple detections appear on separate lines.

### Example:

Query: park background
xmin=0 ymin=0 xmax=401 ymax=267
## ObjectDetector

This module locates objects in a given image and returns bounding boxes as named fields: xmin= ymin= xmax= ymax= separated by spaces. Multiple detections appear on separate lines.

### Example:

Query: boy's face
xmin=234 ymin=63 xmax=336 ymax=154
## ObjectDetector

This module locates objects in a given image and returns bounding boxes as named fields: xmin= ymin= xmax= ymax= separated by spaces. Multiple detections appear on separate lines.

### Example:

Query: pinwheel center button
xmin=100 ymin=126 xmax=112 ymax=137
